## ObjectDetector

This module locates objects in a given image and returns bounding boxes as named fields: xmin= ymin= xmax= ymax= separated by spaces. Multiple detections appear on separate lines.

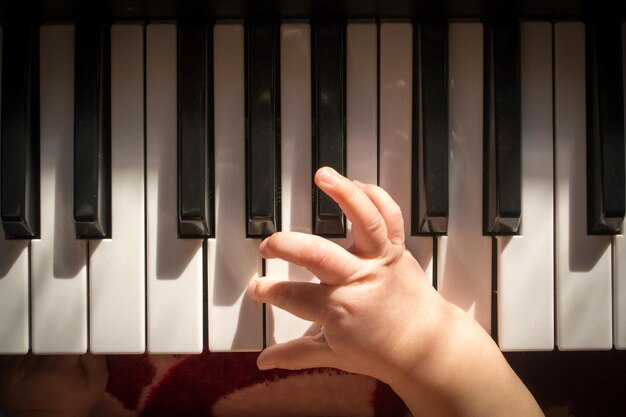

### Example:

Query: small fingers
xmin=315 ymin=167 xmax=390 ymax=257
xmin=256 ymin=334 xmax=337 ymax=371
xmin=354 ymin=181 xmax=405 ymax=245
xmin=247 ymin=278 xmax=329 ymax=323
xmin=260 ymin=232 xmax=362 ymax=285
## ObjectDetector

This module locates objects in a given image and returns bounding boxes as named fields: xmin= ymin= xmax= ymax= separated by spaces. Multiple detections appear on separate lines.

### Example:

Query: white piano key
xmin=497 ymin=22 xmax=554 ymax=351
xmin=89 ymin=24 xmax=145 ymax=354
xmin=346 ymin=23 xmax=378 ymax=186
xmin=616 ymin=231 xmax=626 ymax=349
xmin=613 ymin=22 xmax=626 ymax=350
xmin=379 ymin=22 xmax=433 ymax=284
xmin=326 ymin=21 xmax=378 ymax=308
xmin=208 ymin=23 xmax=263 ymax=352
xmin=342 ymin=22 xmax=378 ymax=248
xmin=33 ymin=25 xmax=88 ymax=354
xmin=554 ymin=22 xmax=612 ymax=350
xmin=325 ymin=22 xmax=378 ymax=318
xmin=0 ymin=26 xmax=29 ymax=355
xmin=265 ymin=23 xmax=315 ymax=346
xmin=146 ymin=23 xmax=203 ymax=354
xmin=265 ymin=22 xmax=379 ymax=346
xmin=337 ymin=23 xmax=379 ymax=241
xmin=335 ymin=22 xmax=379 ymax=254
xmin=0 ymin=237 xmax=29 ymax=354
xmin=438 ymin=23 xmax=492 ymax=333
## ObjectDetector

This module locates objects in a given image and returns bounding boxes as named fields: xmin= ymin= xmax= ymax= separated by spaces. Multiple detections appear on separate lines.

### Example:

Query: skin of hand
xmin=247 ymin=166 xmax=544 ymax=417
xmin=0 ymin=354 xmax=108 ymax=417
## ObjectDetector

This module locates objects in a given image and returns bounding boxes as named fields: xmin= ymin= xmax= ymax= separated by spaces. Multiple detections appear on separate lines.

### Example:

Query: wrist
xmin=374 ymin=287 xmax=463 ymax=390
xmin=385 ymin=296 xmax=472 ymax=386
xmin=388 ymin=301 xmax=543 ymax=417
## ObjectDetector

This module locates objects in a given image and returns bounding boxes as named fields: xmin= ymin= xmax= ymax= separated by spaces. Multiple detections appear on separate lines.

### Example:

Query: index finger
xmin=261 ymin=231 xmax=362 ymax=285
xmin=315 ymin=167 xmax=390 ymax=257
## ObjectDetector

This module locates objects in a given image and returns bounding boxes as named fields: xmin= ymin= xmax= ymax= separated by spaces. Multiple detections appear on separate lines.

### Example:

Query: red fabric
xmin=102 ymin=349 xmax=409 ymax=417
xmin=372 ymin=380 xmax=410 ymax=417
xmin=106 ymin=354 xmax=155 ymax=411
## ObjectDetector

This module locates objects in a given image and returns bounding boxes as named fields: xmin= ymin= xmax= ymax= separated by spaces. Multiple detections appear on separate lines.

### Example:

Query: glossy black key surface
xmin=312 ymin=21 xmax=345 ymax=236
xmin=586 ymin=21 xmax=625 ymax=234
xmin=74 ymin=23 xmax=111 ymax=238
xmin=1 ymin=24 xmax=40 ymax=239
xmin=245 ymin=21 xmax=280 ymax=237
xmin=412 ymin=20 xmax=448 ymax=235
xmin=483 ymin=20 xmax=521 ymax=235
xmin=178 ymin=21 xmax=214 ymax=238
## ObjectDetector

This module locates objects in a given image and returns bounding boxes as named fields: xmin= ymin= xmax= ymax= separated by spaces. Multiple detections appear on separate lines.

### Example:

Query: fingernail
xmin=318 ymin=167 xmax=338 ymax=185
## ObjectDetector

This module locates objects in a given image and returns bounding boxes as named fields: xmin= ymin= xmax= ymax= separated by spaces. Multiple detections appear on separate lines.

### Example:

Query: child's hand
xmin=0 ymin=354 xmax=108 ymax=417
xmin=248 ymin=167 xmax=544 ymax=417
xmin=248 ymin=166 xmax=443 ymax=386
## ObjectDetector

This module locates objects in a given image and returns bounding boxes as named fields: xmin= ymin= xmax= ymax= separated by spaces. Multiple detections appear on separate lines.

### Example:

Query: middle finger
xmin=315 ymin=167 xmax=390 ymax=257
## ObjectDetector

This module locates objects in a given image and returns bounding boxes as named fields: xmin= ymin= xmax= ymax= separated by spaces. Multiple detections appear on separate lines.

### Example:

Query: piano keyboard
xmin=0 ymin=20 xmax=624 ymax=354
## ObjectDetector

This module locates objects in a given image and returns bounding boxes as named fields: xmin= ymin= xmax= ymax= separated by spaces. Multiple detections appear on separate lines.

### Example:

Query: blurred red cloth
xmin=96 ymin=349 xmax=409 ymax=417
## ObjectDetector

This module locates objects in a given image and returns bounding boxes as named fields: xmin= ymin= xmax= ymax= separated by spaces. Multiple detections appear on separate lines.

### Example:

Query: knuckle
xmin=386 ymin=242 xmax=405 ymax=262
xmin=362 ymin=210 xmax=385 ymax=236
xmin=374 ymin=187 xmax=403 ymax=219
xmin=323 ymin=302 xmax=350 ymax=326
xmin=367 ymin=183 xmax=385 ymax=197
xmin=370 ymin=242 xmax=404 ymax=268
xmin=368 ymin=184 xmax=389 ymax=203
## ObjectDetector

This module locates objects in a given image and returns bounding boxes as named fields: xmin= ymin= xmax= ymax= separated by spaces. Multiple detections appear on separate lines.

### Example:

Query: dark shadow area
xmin=506 ymin=350 xmax=626 ymax=417
xmin=0 ymin=241 xmax=26 ymax=278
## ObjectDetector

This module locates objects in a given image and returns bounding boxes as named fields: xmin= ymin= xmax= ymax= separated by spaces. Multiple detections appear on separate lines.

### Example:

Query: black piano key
xmin=245 ymin=21 xmax=280 ymax=237
xmin=483 ymin=20 xmax=522 ymax=235
xmin=74 ymin=23 xmax=111 ymax=238
xmin=178 ymin=21 xmax=214 ymax=238
xmin=312 ymin=21 xmax=346 ymax=237
xmin=412 ymin=20 xmax=448 ymax=235
xmin=1 ymin=24 xmax=40 ymax=239
xmin=586 ymin=21 xmax=625 ymax=234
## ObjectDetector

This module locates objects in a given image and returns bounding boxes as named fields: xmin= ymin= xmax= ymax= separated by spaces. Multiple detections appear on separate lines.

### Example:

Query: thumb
xmin=257 ymin=333 xmax=337 ymax=371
